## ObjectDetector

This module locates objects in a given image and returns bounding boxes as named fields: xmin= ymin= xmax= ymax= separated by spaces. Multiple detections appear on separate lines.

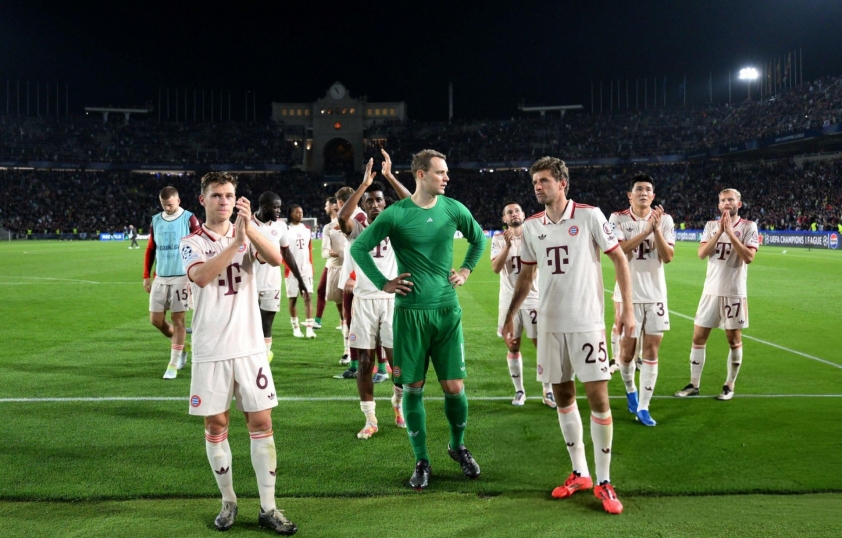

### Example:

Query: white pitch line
xmin=2 ymin=394 xmax=841 ymax=404
xmin=1 ymin=276 xmax=137 ymax=285
xmin=604 ymin=291 xmax=842 ymax=369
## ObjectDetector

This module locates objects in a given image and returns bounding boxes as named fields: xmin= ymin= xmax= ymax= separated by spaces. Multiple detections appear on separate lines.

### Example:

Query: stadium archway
xmin=323 ymin=138 xmax=355 ymax=176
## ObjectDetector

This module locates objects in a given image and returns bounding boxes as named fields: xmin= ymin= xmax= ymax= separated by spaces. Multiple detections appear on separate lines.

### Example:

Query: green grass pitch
xmin=1 ymin=239 xmax=841 ymax=537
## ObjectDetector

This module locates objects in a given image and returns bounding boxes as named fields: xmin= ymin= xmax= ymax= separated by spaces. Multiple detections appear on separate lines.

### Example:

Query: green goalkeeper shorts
xmin=392 ymin=305 xmax=466 ymax=384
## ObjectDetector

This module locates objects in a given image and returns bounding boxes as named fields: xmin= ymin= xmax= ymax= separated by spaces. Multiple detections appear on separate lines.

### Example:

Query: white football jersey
xmin=700 ymin=218 xmax=759 ymax=297
xmin=322 ymin=219 xmax=347 ymax=269
xmin=490 ymin=232 xmax=539 ymax=311
xmin=347 ymin=219 xmax=396 ymax=299
xmin=609 ymin=208 xmax=674 ymax=303
xmin=285 ymin=222 xmax=313 ymax=279
xmin=521 ymin=201 xmax=619 ymax=334
xmin=252 ymin=217 xmax=289 ymax=292
xmin=180 ymin=224 xmax=265 ymax=362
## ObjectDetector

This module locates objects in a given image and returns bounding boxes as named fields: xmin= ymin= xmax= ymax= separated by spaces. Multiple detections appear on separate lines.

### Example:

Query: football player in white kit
xmin=338 ymin=158 xmax=409 ymax=439
xmin=675 ymin=188 xmax=758 ymax=401
xmin=491 ymin=201 xmax=556 ymax=408
xmin=504 ymin=157 xmax=635 ymax=515
xmin=314 ymin=197 xmax=344 ymax=331
xmin=253 ymin=191 xmax=310 ymax=363
xmin=608 ymin=173 xmax=675 ymax=427
xmin=285 ymin=205 xmax=316 ymax=339
xmin=180 ymin=172 xmax=297 ymax=535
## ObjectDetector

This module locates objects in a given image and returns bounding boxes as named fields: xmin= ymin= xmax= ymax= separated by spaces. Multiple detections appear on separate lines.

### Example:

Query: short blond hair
xmin=411 ymin=149 xmax=446 ymax=177
xmin=719 ymin=188 xmax=742 ymax=201
xmin=530 ymin=156 xmax=570 ymax=195
xmin=200 ymin=172 xmax=238 ymax=195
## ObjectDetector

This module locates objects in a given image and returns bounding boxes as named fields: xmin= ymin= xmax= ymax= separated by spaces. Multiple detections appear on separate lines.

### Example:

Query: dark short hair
xmin=364 ymin=181 xmax=385 ymax=198
xmin=502 ymin=201 xmax=521 ymax=214
xmin=159 ymin=186 xmax=179 ymax=200
xmin=287 ymin=204 xmax=302 ymax=219
xmin=200 ymin=172 xmax=238 ymax=195
xmin=259 ymin=191 xmax=281 ymax=206
xmin=326 ymin=196 xmax=337 ymax=204
xmin=629 ymin=172 xmax=654 ymax=192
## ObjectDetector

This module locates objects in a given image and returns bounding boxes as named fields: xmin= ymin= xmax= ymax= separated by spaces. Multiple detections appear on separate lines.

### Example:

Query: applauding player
xmin=609 ymin=173 xmax=674 ymax=426
xmin=676 ymin=189 xmax=758 ymax=401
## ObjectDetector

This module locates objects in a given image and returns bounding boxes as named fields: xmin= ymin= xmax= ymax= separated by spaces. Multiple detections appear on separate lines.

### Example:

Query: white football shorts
xmin=537 ymin=330 xmax=611 ymax=384
xmin=497 ymin=308 xmax=538 ymax=340
xmin=286 ymin=275 xmax=314 ymax=298
xmin=258 ymin=289 xmax=281 ymax=312
xmin=188 ymin=352 xmax=278 ymax=416
xmin=350 ymin=297 xmax=394 ymax=349
xmin=149 ymin=275 xmax=190 ymax=313
xmin=695 ymin=294 xmax=749 ymax=330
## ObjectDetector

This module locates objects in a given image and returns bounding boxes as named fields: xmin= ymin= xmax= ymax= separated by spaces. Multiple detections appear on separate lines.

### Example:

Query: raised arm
xmin=380 ymin=149 xmax=411 ymax=200
xmin=698 ymin=219 xmax=724 ymax=259
xmin=188 ymin=219 xmax=247 ymax=288
xmin=338 ymin=158 xmax=376 ymax=235
xmin=490 ymin=232 xmax=513 ymax=274
xmin=237 ymin=198 xmax=283 ymax=266
xmin=651 ymin=207 xmax=674 ymax=264
xmin=723 ymin=213 xmax=756 ymax=264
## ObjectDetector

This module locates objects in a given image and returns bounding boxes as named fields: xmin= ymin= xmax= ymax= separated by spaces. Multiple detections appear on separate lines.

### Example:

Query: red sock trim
xmin=205 ymin=430 xmax=228 ymax=443
xmin=591 ymin=414 xmax=613 ymax=426
xmin=249 ymin=429 xmax=274 ymax=440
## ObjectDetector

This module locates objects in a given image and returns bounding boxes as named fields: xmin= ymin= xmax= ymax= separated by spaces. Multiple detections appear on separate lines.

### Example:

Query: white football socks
xmin=637 ymin=359 xmax=659 ymax=411
xmin=690 ymin=345 xmax=706 ymax=387
xmin=169 ymin=344 xmax=183 ymax=367
xmin=619 ymin=359 xmax=637 ymax=393
xmin=205 ymin=429 xmax=236 ymax=503
xmin=726 ymin=344 xmax=743 ymax=385
xmin=360 ymin=400 xmax=377 ymax=425
xmin=590 ymin=411 xmax=613 ymax=485
xmin=507 ymin=352 xmax=525 ymax=393
xmin=264 ymin=338 xmax=272 ymax=355
xmin=557 ymin=403 xmax=589 ymax=477
xmin=290 ymin=317 xmax=299 ymax=329
xmin=249 ymin=429 xmax=277 ymax=512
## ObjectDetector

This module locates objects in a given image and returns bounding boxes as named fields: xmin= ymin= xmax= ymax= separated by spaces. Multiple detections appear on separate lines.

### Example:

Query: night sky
xmin=2 ymin=0 xmax=841 ymax=120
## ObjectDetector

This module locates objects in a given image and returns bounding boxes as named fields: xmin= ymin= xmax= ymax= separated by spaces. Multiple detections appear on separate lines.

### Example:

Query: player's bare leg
xmin=150 ymin=310 xmax=174 ymax=338
xmin=260 ymin=309 xmax=276 ymax=362
xmin=636 ymin=333 xmax=663 ymax=426
xmin=356 ymin=349 xmax=379 ymax=439
xmin=304 ymin=295 xmax=316 ymax=339
xmin=719 ymin=329 xmax=743 ymax=401
xmin=288 ymin=297 xmax=303 ymax=338
xmin=551 ymin=380 xmax=593 ymax=499
xmin=152 ymin=310 xmax=183 ymax=380
xmin=608 ymin=301 xmax=622 ymax=373
xmin=584 ymin=381 xmax=622 ymax=514
xmin=203 ymin=411 xmax=237 ymax=530
xmin=618 ymin=336 xmax=639 ymax=414
xmin=676 ymin=325 xmax=713 ymax=397
xmin=314 ymin=269 xmax=328 ymax=329
xmin=384 ymin=347 xmax=405 ymax=427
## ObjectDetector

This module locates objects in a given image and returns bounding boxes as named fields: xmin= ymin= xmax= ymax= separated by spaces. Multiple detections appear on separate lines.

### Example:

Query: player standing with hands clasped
xmin=504 ymin=157 xmax=635 ymax=515
xmin=675 ymin=188 xmax=758 ymax=401
xmin=180 ymin=172 xmax=298 ymax=535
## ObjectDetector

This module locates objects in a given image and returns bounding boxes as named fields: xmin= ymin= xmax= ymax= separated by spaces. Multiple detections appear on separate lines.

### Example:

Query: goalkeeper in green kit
xmin=350 ymin=149 xmax=486 ymax=490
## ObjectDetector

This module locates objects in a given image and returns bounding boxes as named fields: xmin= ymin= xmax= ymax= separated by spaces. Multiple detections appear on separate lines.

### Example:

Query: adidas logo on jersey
xmin=426 ymin=218 xmax=433 ymax=222
xmin=538 ymin=234 xmax=546 ymax=240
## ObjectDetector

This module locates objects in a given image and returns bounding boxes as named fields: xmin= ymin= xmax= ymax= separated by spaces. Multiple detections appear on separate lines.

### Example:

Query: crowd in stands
xmin=1 ymin=76 xmax=839 ymax=165
xmin=2 ymin=158 xmax=839 ymax=236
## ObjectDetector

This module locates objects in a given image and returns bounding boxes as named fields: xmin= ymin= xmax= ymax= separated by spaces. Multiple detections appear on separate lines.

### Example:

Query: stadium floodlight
xmin=738 ymin=67 xmax=759 ymax=99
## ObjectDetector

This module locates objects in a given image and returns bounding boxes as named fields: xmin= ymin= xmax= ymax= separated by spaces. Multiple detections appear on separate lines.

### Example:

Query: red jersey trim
xmin=525 ymin=211 xmax=545 ymax=222
xmin=521 ymin=260 xmax=537 ymax=265
xmin=604 ymin=243 xmax=620 ymax=254
xmin=185 ymin=261 xmax=204 ymax=282
xmin=747 ymin=246 xmax=758 ymax=251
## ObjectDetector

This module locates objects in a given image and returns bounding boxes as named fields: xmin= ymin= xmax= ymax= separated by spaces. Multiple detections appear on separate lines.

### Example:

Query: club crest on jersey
xmin=271 ymin=230 xmax=278 ymax=236
xmin=349 ymin=333 xmax=356 ymax=342
xmin=537 ymin=364 xmax=543 ymax=375
xmin=238 ymin=243 xmax=247 ymax=252
xmin=190 ymin=395 xmax=202 ymax=407
xmin=393 ymin=366 xmax=401 ymax=378
xmin=734 ymin=231 xmax=741 ymax=238
xmin=568 ymin=225 xmax=579 ymax=236
xmin=602 ymin=222 xmax=613 ymax=235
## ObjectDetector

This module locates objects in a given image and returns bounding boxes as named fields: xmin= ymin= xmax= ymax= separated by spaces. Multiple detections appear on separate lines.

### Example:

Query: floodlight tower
xmin=739 ymin=67 xmax=759 ymax=100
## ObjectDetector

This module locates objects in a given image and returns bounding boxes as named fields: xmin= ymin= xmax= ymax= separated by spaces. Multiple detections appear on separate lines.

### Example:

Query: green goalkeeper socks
xmin=444 ymin=387 xmax=468 ymax=449
xmin=402 ymin=386 xmax=429 ymax=462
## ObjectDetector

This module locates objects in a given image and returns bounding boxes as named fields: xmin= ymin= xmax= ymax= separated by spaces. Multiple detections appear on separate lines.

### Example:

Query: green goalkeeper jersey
xmin=350 ymin=195 xmax=486 ymax=309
